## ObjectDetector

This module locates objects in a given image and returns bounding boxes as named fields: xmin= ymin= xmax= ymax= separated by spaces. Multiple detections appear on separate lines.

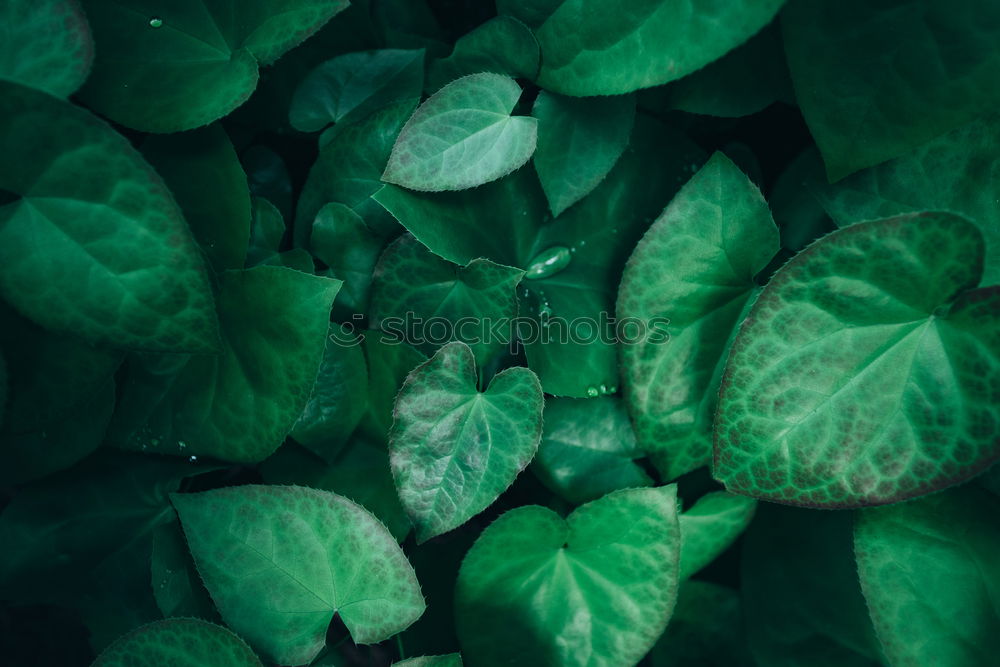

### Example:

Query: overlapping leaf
xmin=0 ymin=0 xmax=93 ymax=97
xmin=93 ymin=618 xmax=263 ymax=667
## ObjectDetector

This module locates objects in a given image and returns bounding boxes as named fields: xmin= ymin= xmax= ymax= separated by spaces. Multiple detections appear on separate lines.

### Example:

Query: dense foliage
xmin=1 ymin=1 xmax=998 ymax=666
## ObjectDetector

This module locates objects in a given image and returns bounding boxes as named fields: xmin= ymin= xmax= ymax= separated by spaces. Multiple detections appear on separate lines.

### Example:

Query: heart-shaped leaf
xmin=533 ymin=396 xmax=652 ymax=505
xmin=78 ymin=0 xmax=351 ymax=132
xmin=426 ymin=16 xmax=539 ymax=92
xmin=455 ymin=486 xmax=681 ymax=667
xmin=173 ymin=485 xmax=425 ymax=666
xmin=855 ymin=485 xmax=1000 ymax=667
xmin=371 ymin=234 xmax=525 ymax=365
xmin=389 ymin=341 xmax=543 ymax=542
xmin=0 ymin=0 xmax=93 ymax=97
xmin=533 ymin=0 xmax=786 ymax=95
xmin=715 ymin=212 xmax=1000 ymax=507
xmin=290 ymin=49 xmax=425 ymax=132
xmin=532 ymin=91 xmax=635 ymax=217
xmin=678 ymin=491 xmax=756 ymax=580
xmin=618 ymin=153 xmax=778 ymax=481
xmin=0 ymin=81 xmax=219 ymax=352
xmin=382 ymin=73 xmax=538 ymax=191
xmin=93 ymin=618 xmax=263 ymax=667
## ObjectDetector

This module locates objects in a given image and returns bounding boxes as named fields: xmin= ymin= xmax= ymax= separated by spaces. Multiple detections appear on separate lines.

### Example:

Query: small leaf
xmin=0 ymin=81 xmax=219 ymax=352
xmin=92 ymin=618 xmax=263 ymax=667
xmin=150 ymin=522 xmax=218 ymax=621
xmin=455 ymin=486 xmax=681 ymax=667
xmin=618 ymin=153 xmax=778 ymax=481
xmin=389 ymin=342 xmax=543 ymax=542
xmin=715 ymin=212 xmax=1000 ymax=507
xmin=172 ymin=485 xmax=425 ymax=666
xmin=0 ymin=0 xmax=93 ymax=97
xmin=533 ymin=397 xmax=652 ymax=505
xmin=532 ymin=91 xmax=635 ymax=216
xmin=678 ymin=492 xmax=756 ymax=580
xmin=855 ymin=485 xmax=1000 ymax=667
xmin=290 ymin=49 xmax=425 ymax=132
xmin=534 ymin=0 xmax=786 ymax=95
xmin=371 ymin=234 xmax=525 ymax=365
xmin=246 ymin=197 xmax=287 ymax=267
xmin=426 ymin=16 xmax=539 ymax=91
xmin=382 ymin=73 xmax=538 ymax=191
xmin=311 ymin=203 xmax=387 ymax=315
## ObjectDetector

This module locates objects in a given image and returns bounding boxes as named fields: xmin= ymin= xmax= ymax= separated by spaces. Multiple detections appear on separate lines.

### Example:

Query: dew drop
xmin=598 ymin=384 xmax=609 ymax=394
xmin=188 ymin=455 xmax=198 ymax=463
xmin=525 ymin=246 xmax=571 ymax=280
xmin=586 ymin=386 xmax=599 ymax=398
xmin=178 ymin=440 xmax=187 ymax=450
xmin=149 ymin=17 xmax=163 ymax=28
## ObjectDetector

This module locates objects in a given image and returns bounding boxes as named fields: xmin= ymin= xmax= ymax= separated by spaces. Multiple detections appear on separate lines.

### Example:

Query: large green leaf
xmin=533 ymin=396 xmax=651 ymax=505
xmin=140 ymin=124 xmax=251 ymax=272
xmin=533 ymin=0 xmax=786 ymax=95
xmin=813 ymin=116 xmax=1000 ymax=284
xmin=262 ymin=439 xmax=412 ymax=542
xmin=109 ymin=267 xmax=340 ymax=463
xmin=715 ymin=213 xmax=1000 ymax=507
xmin=93 ymin=618 xmax=263 ymax=667
xmin=389 ymin=342 xmax=543 ymax=542
xmin=382 ymin=73 xmax=537 ymax=191
xmin=296 ymin=98 xmax=417 ymax=246
xmin=0 ymin=305 xmax=121 ymax=485
xmin=455 ymin=486 xmax=681 ymax=667
xmin=78 ymin=0 xmax=350 ymax=132
xmin=370 ymin=234 xmax=524 ymax=365
xmin=0 ymin=0 xmax=93 ymax=97
xmin=173 ymin=485 xmax=425 ymax=666
xmin=782 ymin=0 xmax=1000 ymax=180
xmin=290 ymin=49 xmax=425 ymax=132
xmin=618 ymin=153 xmax=778 ymax=480
xmin=426 ymin=16 xmax=539 ymax=91
xmin=375 ymin=116 xmax=704 ymax=395
xmin=0 ymin=81 xmax=219 ymax=352
xmin=678 ymin=491 xmax=756 ymax=580
xmin=855 ymin=485 xmax=1000 ymax=666
xmin=310 ymin=203 xmax=388 ymax=315
xmin=648 ymin=582 xmax=752 ymax=667
xmin=290 ymin=323 xmax=369 ymax=462
xmin=742 ymin=504 xmax=883 ymax=666
xmin=531 ymin=91 xmax=635 ymax=216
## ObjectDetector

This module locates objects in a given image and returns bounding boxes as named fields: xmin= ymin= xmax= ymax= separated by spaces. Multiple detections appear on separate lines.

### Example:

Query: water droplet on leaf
xmin=149 ymin=17 xmax=163 ymax=28
xmin=525 ymin=246 xmax=571 ymax=280
xmin=586 ymin=386 xmax=599 ymax=397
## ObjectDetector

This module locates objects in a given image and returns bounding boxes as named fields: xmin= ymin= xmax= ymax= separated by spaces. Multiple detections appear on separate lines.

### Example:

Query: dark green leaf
xmin=311 ymin=202 xmax=388 ymax=315
xmin=648 ymin=582 xmax=752 ymax=667
xmin=93 ymin=618 xmax=263 ymax=667
xmin=426 ymin=17 xmax=539 ymax=92
xmin=358 ymin=330 xmax=427 ymax=440
xmin=0 ymin=0 xmax=93 ymax=97
xmin=455 ymin=486 xmax=681 ymax=667
xmin=715 ymin=213 xmax=1000 ymax=506
xmin=0 ymin=81 xmax=219 ymax=352
xmin=389 ymin=342 xmax=543 ymax=542
xmin=246 ymin=197 xmax=287 ymax=266
xmin=150 ymin=522 xmax=218 ymax=620
xmin=678 ymin=491 xmax=755 ymax=580
xmin=173 ymin=485 xmax=425 ymax=665
xmin=768 ymin=148 xmax=835 ymax=252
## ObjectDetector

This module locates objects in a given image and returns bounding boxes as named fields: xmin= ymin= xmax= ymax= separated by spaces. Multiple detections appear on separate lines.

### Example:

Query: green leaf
xmin=768 ymin=148 xmax=835 ymax=252
xmin=389 ymin=342 xmax=543 ymax=542
xmin=150 ymin=522 xmax=218 ymax=621
xmin=371 ymin=234 xmax=525 ymax=365
xmin=172 ymin=485 xmax=425 ymax=666
xmin=496 ymin=0 xmax=563 ymax=29
xmin=855 ymin=485 xmax=1000 ymax=667
xmin=358 ymin=331 xmax=427 ymax=440
xmin=290 ymin=324 xmax=369 ymax=462
xmin=813 ymin=116 xmax=1000 ymax=284
xmin=395 ymin=655 xmax=462 ymax=667
xmin=531 ymin=91 xmax=635 ymax=216
xmin=426 ymin=16 xmax=539 ymax=92
xmin=618 ymin=153 xmax=778 ymax=480
xmin=742 ymin=504 xmax=883 ymax=667
xmin=455 ymin=486 xmax=681 ymax=667
xmin=311 ymin=203 xmax=387 ymax=315
xmin=715 ymin=212 xmax=1000 ymax=507
xmin=0 ymin=0 xmax=93 ymax=97
xmin=649 ymin=582 xmax=751 ymax=667
xmin=290 ymin=49 xmax=425 ymax=132
xmin=246 ymin=197 xmax=287 ymax=266
xmin=533 ymin=396 xmax=651 ymax=505
xmin=141 ymin=123 xmax=251 ymax=272
xmin=243 ymin=146 xmax=295 ymax=222
xmin=0 ymin=81 xmax=219 ymax=352
xmin=0 ymin=305 xmax=122 ymax=485
xmin=382 ymin=73 xmax=538 ymax=191
xmin=262 ymin=439 xmax=412 ymax=542
xmin=534 ymin=0 xmax=786 ymax=95
xmin=678 ymin=491 xmax=756 ymax=580
xmin=78 ymin=0 xmax=351 ymax=132
xmin=296 ymin=98 xmax=417 ymax=246
xmin=109 ymin=267 xmax=340 ymax=463
xmin=782 ymin=0 xmax=1000 ymax=180
xmin=92 ymin=618 xmax=263 ymax=667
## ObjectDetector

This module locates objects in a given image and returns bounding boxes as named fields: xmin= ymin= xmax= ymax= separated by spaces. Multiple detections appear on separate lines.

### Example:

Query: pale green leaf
xmin=0 ymin=0 xmax=93 ymax=97
xmin=678 ymin=491 xmax=756 ymax=580
xmin=93 ymin=618 xmax=262 ymax=667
